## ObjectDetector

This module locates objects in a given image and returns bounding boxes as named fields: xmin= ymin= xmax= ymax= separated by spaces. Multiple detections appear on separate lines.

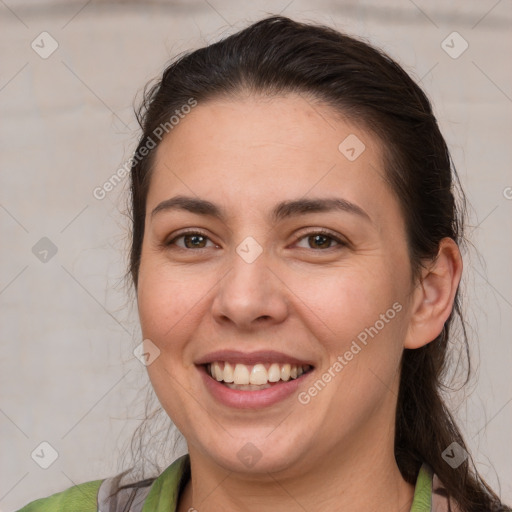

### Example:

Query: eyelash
xmin=165 ymin=229 xmax=347 ymax=252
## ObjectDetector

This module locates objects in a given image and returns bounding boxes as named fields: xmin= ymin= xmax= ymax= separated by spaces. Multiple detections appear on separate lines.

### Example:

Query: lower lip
xmin=198 ymin=365 xmax=311 ymax=409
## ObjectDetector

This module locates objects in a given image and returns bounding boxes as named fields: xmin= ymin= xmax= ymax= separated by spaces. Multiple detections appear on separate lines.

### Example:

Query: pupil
xmin=312 ymin=235 xmax=329 ymax=249
xmin=187 ymin=235 xmax=204 ymax=248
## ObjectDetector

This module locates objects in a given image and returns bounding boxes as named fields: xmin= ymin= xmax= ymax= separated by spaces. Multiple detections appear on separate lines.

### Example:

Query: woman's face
xmin=137 ymin=93 xmax=417 ymax=476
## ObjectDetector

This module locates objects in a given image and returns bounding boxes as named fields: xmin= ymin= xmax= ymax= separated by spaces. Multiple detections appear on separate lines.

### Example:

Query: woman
xmin=18 ymin=15 xmax=510 ymax=512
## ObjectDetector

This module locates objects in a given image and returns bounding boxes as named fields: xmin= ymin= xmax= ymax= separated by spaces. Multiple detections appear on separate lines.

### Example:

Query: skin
xmin=136 ymin=92 xmax=462 ymax=512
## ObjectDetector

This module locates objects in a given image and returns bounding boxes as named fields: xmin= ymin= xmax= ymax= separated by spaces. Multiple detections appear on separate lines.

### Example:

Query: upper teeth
xmin=207 ymin=362 xmax=311 ymax=385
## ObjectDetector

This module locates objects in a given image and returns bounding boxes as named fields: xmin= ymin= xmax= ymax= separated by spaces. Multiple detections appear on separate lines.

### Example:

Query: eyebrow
xmin=151 ymin=195 xmax=372 ymax=224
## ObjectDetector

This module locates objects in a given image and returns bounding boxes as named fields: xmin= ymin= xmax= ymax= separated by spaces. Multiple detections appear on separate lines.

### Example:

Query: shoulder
xmin=412 ymin=463 xmax=464 ymax=512
xmin=15 ymin=479 xmax=103 ymax=512
xmin=15 ymin=455 xmax=190 ymax=512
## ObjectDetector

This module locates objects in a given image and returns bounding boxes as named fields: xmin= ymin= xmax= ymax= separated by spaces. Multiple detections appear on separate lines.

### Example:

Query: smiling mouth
xmin=205 ymin=361 xmax=314 ymax=390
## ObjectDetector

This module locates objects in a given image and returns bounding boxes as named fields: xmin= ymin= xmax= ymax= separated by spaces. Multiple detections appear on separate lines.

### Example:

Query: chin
xmin=200 ymin=435 xmax=309 ymax=476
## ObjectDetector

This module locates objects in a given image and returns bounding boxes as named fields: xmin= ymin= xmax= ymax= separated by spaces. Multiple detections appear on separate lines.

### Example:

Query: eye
xmin=164 ymin=229 xmax=347 ymax=252
xmin=294 ymin=229 xmax=346 ymax=250
xmin=166 ymin=231 xmax=217 ymax=250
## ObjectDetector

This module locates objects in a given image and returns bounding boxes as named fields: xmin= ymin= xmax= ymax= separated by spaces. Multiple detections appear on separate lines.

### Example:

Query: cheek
xmin=136 ymin=264 xmax=205 ymax=413
xmin=137 ymin=261 xmax=204 ymax=347
xmin=291 ymin=262 xmax=404 ymax=345
xmin=302 ymin=269 xmax=406 ymax=413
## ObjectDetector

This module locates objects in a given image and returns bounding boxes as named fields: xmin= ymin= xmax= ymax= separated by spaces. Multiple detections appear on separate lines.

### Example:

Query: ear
xmin=404 ymin=237 xmax=463 ymax=349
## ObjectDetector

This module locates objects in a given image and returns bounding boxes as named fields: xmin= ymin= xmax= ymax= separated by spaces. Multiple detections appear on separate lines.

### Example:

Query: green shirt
xmin=17 ymin=456 xmax=449 ymax=511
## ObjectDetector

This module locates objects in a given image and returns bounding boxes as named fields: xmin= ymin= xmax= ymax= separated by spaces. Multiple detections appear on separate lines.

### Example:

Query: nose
xmin=210 ymin=247 xmax=288 ymax=331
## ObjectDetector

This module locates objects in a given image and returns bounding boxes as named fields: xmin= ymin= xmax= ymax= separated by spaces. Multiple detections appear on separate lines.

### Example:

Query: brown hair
xmin=120 ymin=15 xmax=509 ymax=511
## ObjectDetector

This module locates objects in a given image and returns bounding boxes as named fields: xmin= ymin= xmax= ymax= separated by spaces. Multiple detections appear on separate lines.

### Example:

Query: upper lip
xmin=195 ymin=350 xmax=315 ymax=367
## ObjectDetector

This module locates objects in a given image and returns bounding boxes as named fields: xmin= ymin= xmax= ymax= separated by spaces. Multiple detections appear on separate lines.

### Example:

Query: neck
xmin=178 ymin=435 xmax=415 ymax=512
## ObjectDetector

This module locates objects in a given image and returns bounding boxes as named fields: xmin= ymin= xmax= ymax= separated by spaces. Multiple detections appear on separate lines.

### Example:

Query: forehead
xmin=148 ymin=93 xmax=399 ymax=228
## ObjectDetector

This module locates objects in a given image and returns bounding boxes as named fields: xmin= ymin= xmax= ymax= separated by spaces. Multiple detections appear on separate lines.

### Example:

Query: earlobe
xmin=404 ymin=238 xmax=463 ymax=350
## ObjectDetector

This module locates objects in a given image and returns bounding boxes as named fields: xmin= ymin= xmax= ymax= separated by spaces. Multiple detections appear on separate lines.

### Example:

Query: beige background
xmin=1 ymin=0 xmax=511 ymax=510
